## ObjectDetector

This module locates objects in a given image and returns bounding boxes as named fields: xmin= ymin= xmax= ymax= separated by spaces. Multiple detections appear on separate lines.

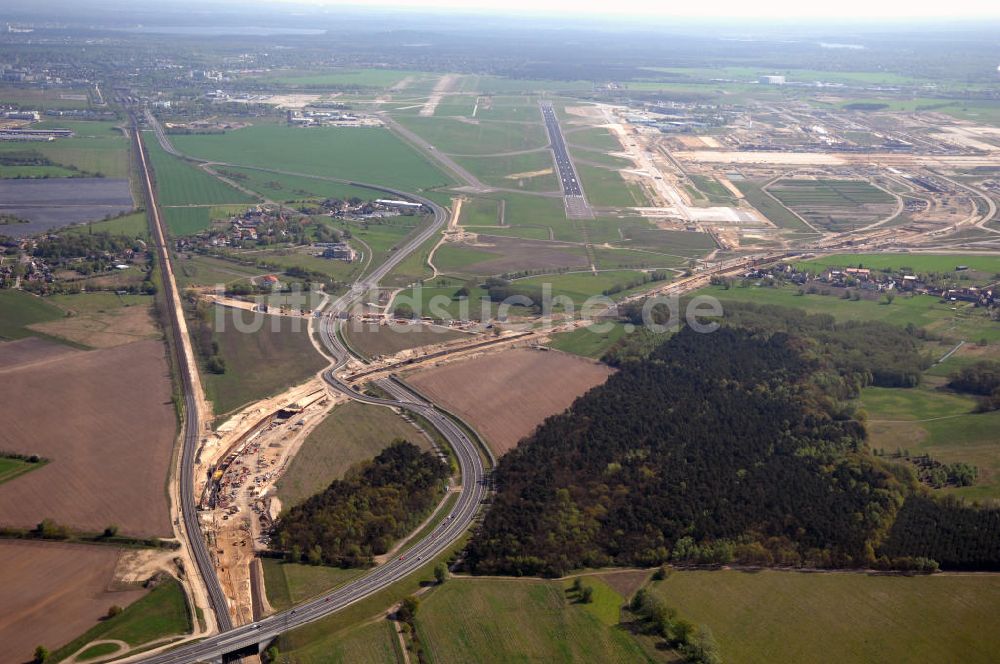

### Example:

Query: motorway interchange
xmin=132 ymin=121 xmax=490 ymax=663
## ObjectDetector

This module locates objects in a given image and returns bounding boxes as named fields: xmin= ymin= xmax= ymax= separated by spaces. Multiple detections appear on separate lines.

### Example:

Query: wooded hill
xmin=466 ymin=304 xmax=999 ymax=576
xmin=273 ymin=441 xmax=449 ymax=567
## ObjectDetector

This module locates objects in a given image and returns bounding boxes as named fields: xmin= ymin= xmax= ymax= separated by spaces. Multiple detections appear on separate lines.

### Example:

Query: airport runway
xmin=540 ymin=102 xmax=593 ymax=219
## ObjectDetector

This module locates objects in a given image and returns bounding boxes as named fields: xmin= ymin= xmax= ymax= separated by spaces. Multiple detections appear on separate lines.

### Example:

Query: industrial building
xmin=319 ymin=242 xmax=358 ymax=262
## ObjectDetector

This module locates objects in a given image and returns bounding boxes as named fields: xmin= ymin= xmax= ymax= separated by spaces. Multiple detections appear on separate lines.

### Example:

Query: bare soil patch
xmin=595 ymin=569 xmax=651 ymax=600
xmin=406 ymin=348 xmax=613 ymax=456
xmin=0 ymin=339 xmax=176 ymax=536
xmin=444 ymin=236 xmax=589 ymax=276
xmin=343 ymin=322 xmax=468 ymax=358
xmin=0 ymin=337 xmax=79 ymax=375
xmin=0 ymin=540 xmax=147 ymax=663
xmin=29 ymin=303 xmax=158 ymax=349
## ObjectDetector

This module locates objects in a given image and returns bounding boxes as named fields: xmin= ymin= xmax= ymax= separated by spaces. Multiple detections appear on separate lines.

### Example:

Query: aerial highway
xmin=131 ymin=118 xmax=234 ymax=634
xmin=134 ymin=117 xmax=490 ymax=663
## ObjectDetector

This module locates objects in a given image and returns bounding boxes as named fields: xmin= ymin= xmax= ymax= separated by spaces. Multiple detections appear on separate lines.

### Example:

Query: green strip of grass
xmin=0 ymin=456 xmax=48 ymax=485
xmin=0 ymin=290 xmax=66 ymax=341
xmin=50 ymin=576 xmax=191 ymax=662
xmin=651 ymin=569 xmax=1000 ymax=664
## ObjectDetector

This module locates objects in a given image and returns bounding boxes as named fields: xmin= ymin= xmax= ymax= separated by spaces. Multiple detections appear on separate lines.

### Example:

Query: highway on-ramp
xmin=134 ymin=118 xmax=490 ymax=663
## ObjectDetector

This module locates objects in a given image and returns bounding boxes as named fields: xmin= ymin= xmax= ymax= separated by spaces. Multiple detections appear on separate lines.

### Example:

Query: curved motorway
xmin=134 ymin=120 xmax=490 ymax=663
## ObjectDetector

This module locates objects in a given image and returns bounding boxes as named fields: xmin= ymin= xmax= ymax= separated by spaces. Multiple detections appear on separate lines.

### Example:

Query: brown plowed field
xmin=0 ymin=338 xmax=176 ymax=536
xmin=406 ymin=348 xmax=613 ymax=456
xmin=0 ymin=540 xmax=147 ymax=663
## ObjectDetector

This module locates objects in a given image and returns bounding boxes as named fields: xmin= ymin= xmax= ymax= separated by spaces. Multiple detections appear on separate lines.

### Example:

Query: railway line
xmin=130 ymin=118 xmax=234 ymax=634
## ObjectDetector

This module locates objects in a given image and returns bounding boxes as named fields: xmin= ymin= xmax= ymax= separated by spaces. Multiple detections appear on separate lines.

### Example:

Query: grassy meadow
xmin=275 ymin=400 xmax=433 ymax=508
xmin=650 ymin=569 xmax=1000 ymax=664
xmin=170 ymin=124 xmax=452 ymax=192
xmin=144 ymin=134 xmax=256 ymax=208
xmin=49 ymin=577 xmax=190 ymax=662
xmin=202 ymin=306 xmax=327 ymax=417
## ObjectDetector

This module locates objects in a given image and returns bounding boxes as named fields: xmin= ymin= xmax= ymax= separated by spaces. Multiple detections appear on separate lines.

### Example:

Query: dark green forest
xmin=273 ymin=441 xmax=449 ymax=567
xmin=466 ymin=304 xmax=1000 ymax=575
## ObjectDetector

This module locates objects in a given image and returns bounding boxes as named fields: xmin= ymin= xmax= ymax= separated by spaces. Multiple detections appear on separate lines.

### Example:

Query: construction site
xmin=581 ymin=100 xmax=1000 ymax=254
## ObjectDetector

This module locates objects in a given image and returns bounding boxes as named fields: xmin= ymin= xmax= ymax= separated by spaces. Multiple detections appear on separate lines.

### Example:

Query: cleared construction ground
xmin=405 ymin=347 xmax=614 ymax=456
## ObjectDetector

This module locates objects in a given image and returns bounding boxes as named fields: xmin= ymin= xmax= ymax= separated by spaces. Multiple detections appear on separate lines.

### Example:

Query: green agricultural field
xmin=569 ymin=146 xmax=633 ymax=171
xmin=414 ymin=577 xmax=655 ymax=664
xmin=734 ymin=180 xmax=816 ymax=232
xmin=391 ymin=115 xmax=547 ymax=156
xmin=254 ymin=68 xmax=428 ymax=89
xmin=516 ymin=270 xmax=652 ymax=301
xmin=501 ymin=191 xmax=569 ymax=228
xmin=0 ymin=290 xmax=66 ymax=341
xmin=689 ymin=174 xmax=736 ymax=205
xmin=862 ymin=384 xmax=977 ymax=421
xmin=767 ymin=179 xmax=896 ymax=232
xmin=174 ymin=254 xmax=262 ymax=289
xmin=565 ymin=126 xmax=621 ymax=151
xmin=577 ymin=163 xmax=650 ymax=208
xmin=275 ymin=536 xmax=469 ymax=660
xmin=548 ymin=322 xmax=630 ymax=359
xmin=162 ymin=208 xmax=211 ymax=236
xmin=458 ymin=197 xmax=501 ymax=226
xmin=349 ymin=215 xmax=429 ymax=275
xmin=866 ymin=399 xmax=1000 ymax=502
xmin=592 ymin=246 xmax=688 ymax=271
xmin=390 ymin=284 xmax=535 ymax=321
xmin=618 ymin=227 xmax=716 ymax=257
xmin=0 ymin=121 xmax=130 ymax=178
xmin=276 ymin=618 xmax=400 ymax=664
xmin=0 ymin=86 xmax=93 ymax=110
xmin=454 ymin=75 xmax=593 ymax=95
xmin=474 ymin=95 xmax=546 ymax=123
xmin=275 ymin=400 xmax=433 ymax=508
xmin=475 ymin=226 xmax=553 ymax=241
xmin=642 ymin=66 xmax=929 ymax=87
xmin=202 ymin=306 xmax=327 ymax=417
xmin=703 ymin=283 xmax=1000 ymax=343
xmin=163 ymin=205 xmax=255 ymax=236
xmin=797 ymin=253 xmax=1000 ymax=276
xmin=171 ymin=124 xmax=452 ymax=192
xmin=0 ymin=164 xmax=78 ymax=178
xmin=383 ymin=230 xmax=439 ymax=287
xmin=262 ymin=559 xmax=366 ymax=611
xmin=454 ymin=150 xmax=558 ymax=192
xmin=49 ymin=577 xmax=191 ymax=663
xmin=64 ymin=211 xmax=148 ymax=238
xmin=213 ymin=166 xmax=380 ymax=203
xmin=651 ymin=569 xmax=1000 ymax=664
xmin=432 ymin=245 xmax=502 ymax=273
xmin=144 ymin=135 xmax=256 ymax=207
xmin=0 ymin=456 xmax=47 ymax=485
xmin=433 ymin=94 xmax=479 ymax=117
xmin=252 ymin=248 xmax=359 ymax=284
xmin=344 ymin=322 xmax=467 ymax=359
xmin=548 ymin=216 xmax=642 ymax=244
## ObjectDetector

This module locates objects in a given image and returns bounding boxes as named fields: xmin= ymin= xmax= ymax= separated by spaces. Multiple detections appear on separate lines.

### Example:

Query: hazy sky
xmin=273 ymin=0 xmax=1000 ymax=20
